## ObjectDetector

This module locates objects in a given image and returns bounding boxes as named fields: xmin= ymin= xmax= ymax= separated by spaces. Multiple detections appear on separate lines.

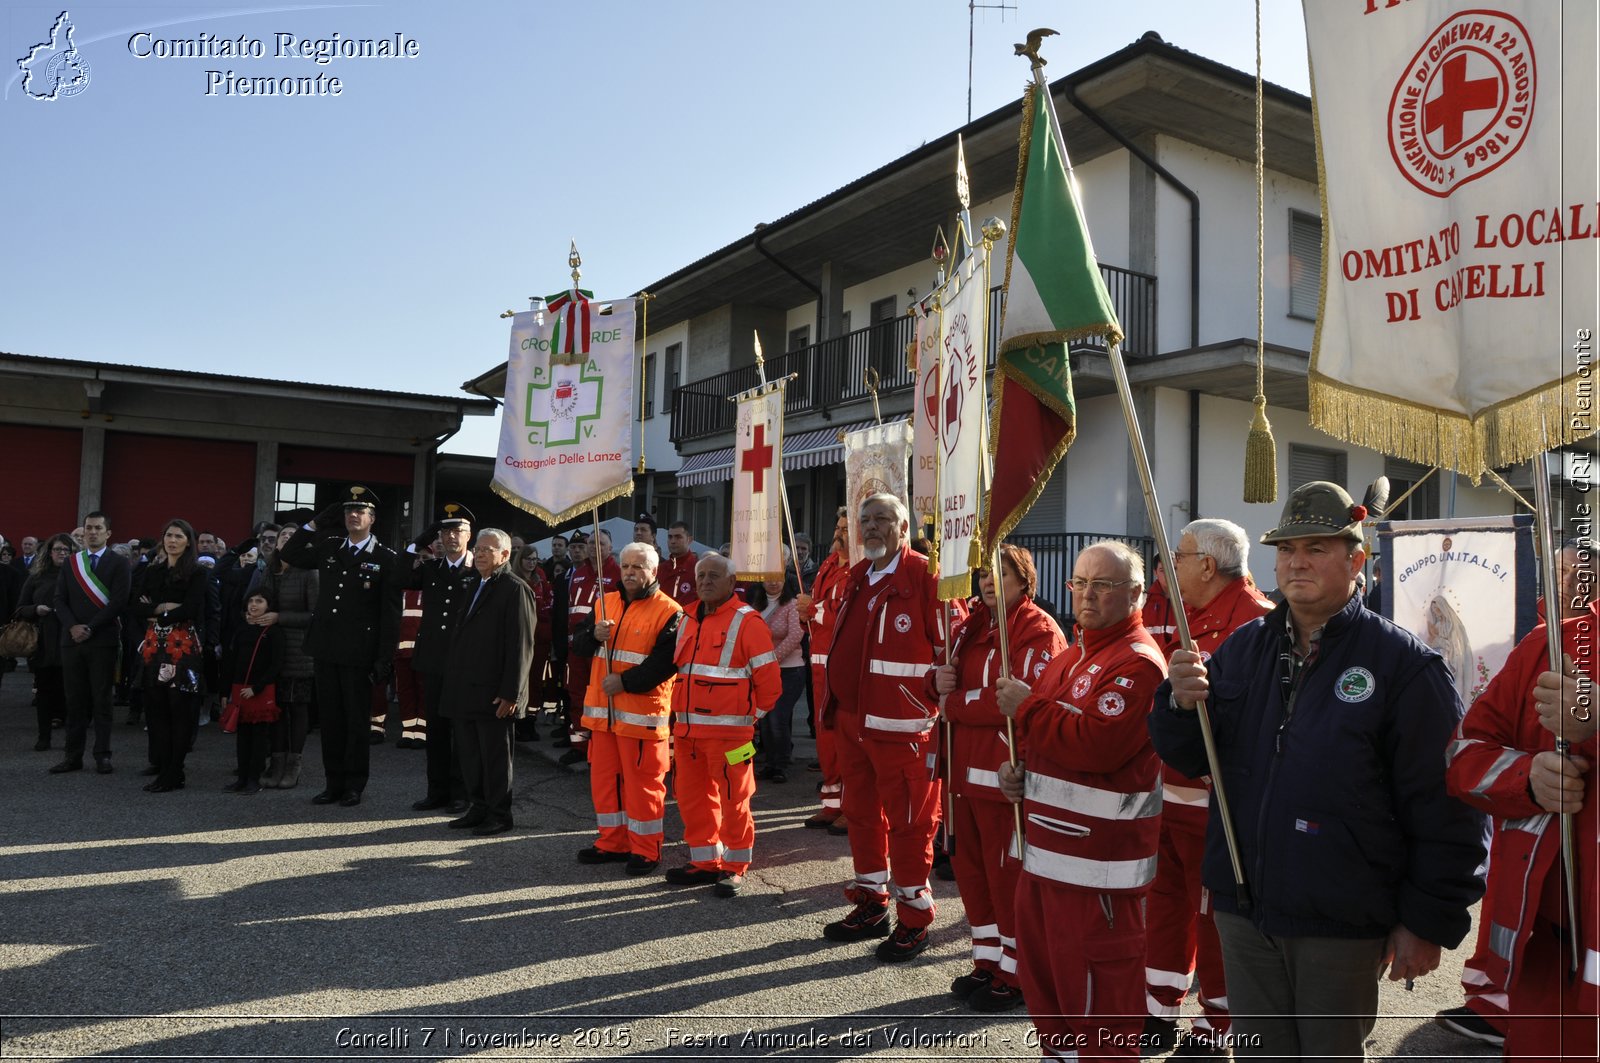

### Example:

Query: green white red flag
xmin=985 ymin=83 xmax=1122 ymax=553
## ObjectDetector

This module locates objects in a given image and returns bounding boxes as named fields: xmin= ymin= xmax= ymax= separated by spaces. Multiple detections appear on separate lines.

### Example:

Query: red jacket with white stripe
xmin=821 ymin=545 xmax=965 ymax=741
xmin=806 ymin=550 xmax=852 ymax=664
xmin=1016 ymin=611 xmax=1167 ymax=893
xmin=566 ymin=558 xmax=621 ymax=636
xmin=1157 ymin=576 xmax=1273 ymax=827
xmin=660 ymin=550 xmax=699 ymax=609
xmin=395 ymin=588 xmax=423 ymax=659
xmin=933 ymin=597 xmax=1066 ymax=803
xmin=1445 ymin=602 xmax=1599 ymax=1009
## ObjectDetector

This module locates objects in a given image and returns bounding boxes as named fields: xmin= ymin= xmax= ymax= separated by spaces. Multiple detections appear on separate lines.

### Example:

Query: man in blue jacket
xmin=1149 ymin=481 xmax=1486 ymax=1061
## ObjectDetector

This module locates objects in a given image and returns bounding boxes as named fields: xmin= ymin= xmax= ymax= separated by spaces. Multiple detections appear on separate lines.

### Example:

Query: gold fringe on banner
xmin=489 ymin=477 xmax=635 ymax=528
xmin=1308 ymin=373 xmax=1594 ymax=483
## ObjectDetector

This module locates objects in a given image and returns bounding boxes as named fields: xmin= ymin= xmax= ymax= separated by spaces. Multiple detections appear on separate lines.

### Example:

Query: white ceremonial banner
xmin=1303 ymin=1 xmax=1598 ymax=477
xmin=910 ymin=297 xmax=940 ymax=532
xmin=844 ymin=420 xmax=911 ymax=567
xmin=1379 ymin=514 xmax=1537 ymax=706
xmin=492 ymin=299 xmax=636 ymax=524
xmin=731 ymin=386 xmax=784 ymax=580
xmin=936 ymin=255 xmax=987 ymax=600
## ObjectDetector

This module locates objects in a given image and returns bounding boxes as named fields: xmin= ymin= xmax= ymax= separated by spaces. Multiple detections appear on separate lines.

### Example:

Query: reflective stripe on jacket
xmin=673 ymin=596 xmax=783 ymax=740
xmin=581 ymin=588 xmax=680 ymax=739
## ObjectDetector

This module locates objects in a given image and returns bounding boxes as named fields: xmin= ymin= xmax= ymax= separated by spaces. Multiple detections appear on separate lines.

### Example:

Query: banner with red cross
xmin=1303 ymin=0 xmax=1597 ymax=478
xmin=731 ymin=384 xmax=785 ymax=580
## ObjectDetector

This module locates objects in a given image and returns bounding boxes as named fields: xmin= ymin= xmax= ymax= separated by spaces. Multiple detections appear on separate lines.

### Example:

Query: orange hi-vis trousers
xmin=587 ymin=729 xmax=668 ymax=860
xmin=673 ymin=734 xmax=756 ymax=874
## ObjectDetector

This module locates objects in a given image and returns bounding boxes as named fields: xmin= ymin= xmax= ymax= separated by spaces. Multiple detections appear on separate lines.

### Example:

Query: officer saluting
xmin=279 ymin=485 xmax=402 ymax=807
xmin=403 ymin=502 xmax=479 ymax=813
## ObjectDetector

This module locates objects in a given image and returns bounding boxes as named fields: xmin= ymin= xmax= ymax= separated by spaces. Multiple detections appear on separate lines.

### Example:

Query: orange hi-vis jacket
xmin=672 ymin=596 xmax=783 ymax=741
xmin=581 ymin=587 xmax=682 ymax=740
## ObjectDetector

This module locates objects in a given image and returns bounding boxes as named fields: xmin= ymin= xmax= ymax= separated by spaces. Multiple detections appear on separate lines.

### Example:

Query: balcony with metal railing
xmin=669 ymin=263 xmax=1155 ymax=444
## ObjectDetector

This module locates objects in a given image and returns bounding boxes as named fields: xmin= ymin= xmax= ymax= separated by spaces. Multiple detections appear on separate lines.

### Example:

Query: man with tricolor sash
xmin=49 ymin=511 xmax=131 ymax=776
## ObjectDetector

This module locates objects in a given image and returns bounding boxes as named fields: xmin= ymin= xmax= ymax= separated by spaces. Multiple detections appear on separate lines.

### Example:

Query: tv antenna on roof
xmin=969 ymin=0 xmax=1017 ymax=124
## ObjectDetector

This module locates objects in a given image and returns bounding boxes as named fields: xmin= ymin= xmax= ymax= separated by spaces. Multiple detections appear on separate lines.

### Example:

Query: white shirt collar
xmin=865 ymin=550 xmax=900 ymax=584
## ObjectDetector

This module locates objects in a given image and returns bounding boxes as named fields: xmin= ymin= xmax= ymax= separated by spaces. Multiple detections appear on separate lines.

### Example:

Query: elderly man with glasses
xmin=995 ymin=540 xmax=1168 ymax=1060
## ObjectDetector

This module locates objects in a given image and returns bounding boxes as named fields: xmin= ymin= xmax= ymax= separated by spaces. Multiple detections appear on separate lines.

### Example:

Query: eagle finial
xmin=1015 ymin=27 xmax=1058 ymax=70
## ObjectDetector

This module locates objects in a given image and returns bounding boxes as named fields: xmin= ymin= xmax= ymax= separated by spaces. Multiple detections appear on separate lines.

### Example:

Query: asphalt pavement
xmin=0 ymin=674 xmax=1497 ymax=1061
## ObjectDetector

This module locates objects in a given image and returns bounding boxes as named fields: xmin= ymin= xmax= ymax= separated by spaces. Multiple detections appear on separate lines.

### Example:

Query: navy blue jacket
xmin=1148 ymin=592 xmax=1485 ymax=946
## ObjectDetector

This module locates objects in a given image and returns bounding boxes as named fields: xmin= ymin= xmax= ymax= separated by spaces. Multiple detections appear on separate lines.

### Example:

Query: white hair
xmin=619 ymin=541 xmax=659 ymax=572
xmin=477 ymin=528 xmax=511 ymax=552
xmin=696 ymin=552 xmax=733 ymax=577
xmin=1183 ymin=518 xmax=1250 ymax=579
xmin=859 ymin=492 xmax=909 ymax=528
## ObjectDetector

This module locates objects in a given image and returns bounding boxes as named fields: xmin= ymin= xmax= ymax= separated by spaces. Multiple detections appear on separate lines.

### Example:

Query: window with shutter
xmin=1288 ymin=443 xmax=1347 ymax=490
xmin=1289 ymin=210 xmax=1322 ymax=321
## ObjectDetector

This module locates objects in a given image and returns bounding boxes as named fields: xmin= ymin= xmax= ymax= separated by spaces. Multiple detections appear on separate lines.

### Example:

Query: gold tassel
xmin=1243 ymin=396 xmax=1278 ymax=503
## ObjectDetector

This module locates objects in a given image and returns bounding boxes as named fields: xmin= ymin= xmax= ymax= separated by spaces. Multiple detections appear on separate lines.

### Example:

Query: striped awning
xmin=675 ymin=418 xmax=904 ymax=488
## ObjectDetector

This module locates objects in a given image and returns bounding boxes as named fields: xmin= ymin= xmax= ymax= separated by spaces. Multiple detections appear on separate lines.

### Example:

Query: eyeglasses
xmin=1069 ymin=578 xmax=1135 ymax=594
xmin=1170 ymin=551 xmax=1210 ymax=562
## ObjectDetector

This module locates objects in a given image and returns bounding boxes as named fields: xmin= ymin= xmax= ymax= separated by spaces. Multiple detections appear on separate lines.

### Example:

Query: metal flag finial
xmin=1014 ymin=27 xmax=1057 ymax=72
xmin=568 ymin=240 xmax=582 ymax=287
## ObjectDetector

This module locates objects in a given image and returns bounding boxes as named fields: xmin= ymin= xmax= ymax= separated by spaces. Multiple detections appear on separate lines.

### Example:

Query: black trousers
xmin=455 ymin=716 xmax=514 ymax=822
xmin=314 ymin=662 xmax=372 ymax=795
xmin=236 ymin=723 xmax=271 ymax=783
xmin=145 ymin=685 xmax=197 ymax=786
xmin=34 ymin=665 xmax=64 ymax=742
xmin=61 ymin=641 xmax=118 ymax=760
xmin=419 ymin=671 xmax=461 ymax=800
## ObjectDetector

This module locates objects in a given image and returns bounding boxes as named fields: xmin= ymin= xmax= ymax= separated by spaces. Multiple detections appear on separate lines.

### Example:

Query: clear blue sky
xmin=1 ymin=1 xmax=1308 ymax=458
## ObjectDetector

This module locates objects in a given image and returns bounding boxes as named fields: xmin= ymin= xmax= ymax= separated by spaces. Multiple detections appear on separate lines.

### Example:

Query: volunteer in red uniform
xmin=996 ymin=541 xmax=1167 ymax=1061
xmin=374 ymin=586 xmax=425 ymax=747
xmin=659 ymin=521 xmax=700 ymax=609
xmin=666 ymin=552 xmax=782 ymax=897
xmin=797 ymin=508 xmax=851 ymax=830
xmin=1445 ymin=597 xmax=1598 ymax=1062
xmin=1142 ymin=519 xmax=1272 ymax=1056
xmin=572 ymin=542 xmax=682 ymax=875
xmin=931 ymin=544 xmax=1065 ymax=1011
xmin=563 ymin=529 xmax=621 ymax=765
xmin=820 ymin=493 xmax=964 ymax=962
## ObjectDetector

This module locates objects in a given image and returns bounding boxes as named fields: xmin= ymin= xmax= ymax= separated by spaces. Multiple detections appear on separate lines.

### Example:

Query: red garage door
xmin=0 ymin=425 xmax=83 ymax=541
xmin=101 ymin=433 xmax=257 ymax=543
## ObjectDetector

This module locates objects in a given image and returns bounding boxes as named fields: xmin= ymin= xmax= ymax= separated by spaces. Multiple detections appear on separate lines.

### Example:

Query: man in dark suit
xmin=403 ymin=502 xmax=479 ymax=813
xmin=9 ymin=535 xmax=39 ymax=576
xmin=50 ymin=511 xmax=132 ymax=774
xmin=440 ymin=528 xmax=535 ymax=836
xmin=278 ymin=486 xmax=402 ymax=807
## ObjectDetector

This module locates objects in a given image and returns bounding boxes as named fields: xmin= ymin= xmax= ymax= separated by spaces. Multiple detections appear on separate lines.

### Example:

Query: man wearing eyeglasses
xmin=819 ymin=493 xmax=964 ymax=963
xmin=1148 ymin=481 xmax=1486 ymax=1062
xmin=994 ymin=541 xmax=1167 ymax=1059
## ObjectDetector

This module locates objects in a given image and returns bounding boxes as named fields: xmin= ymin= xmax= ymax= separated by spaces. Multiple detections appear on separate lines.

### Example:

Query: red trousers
xmin=812 ymin=662 xmax=842 ymax=813
xmin=673 ymin=735 xmax=756 ymax=873
xmin=834 ymin=708 xmax=939 ymax=928
xmin=951 ymin=795 xmax=1022 ymax=988
xmin=586 ymin=730 xmax=668 ymax=860
xmin=1015 ymin=876 xmax=1148 ymax=1061
xmin=1144 ymin=814 xmax=1230 ymax=1036
xmin=1458 ymin=895 xmax=1510 ymax=1031
xmin=564 ymin=654 xmax=591 ymax=744
xmin=1501 ymin=917 xmax=1598 ymax=1062
xmin=369 ymin=657 xmax=423 ymax=740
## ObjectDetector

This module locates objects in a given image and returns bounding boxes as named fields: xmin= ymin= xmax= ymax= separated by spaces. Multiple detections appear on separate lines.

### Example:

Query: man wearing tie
xmin=439 ymin=528 xmax=535 ymax=836
xmin=279 ymin=485 xmax=402 ymax=807
xmin=50 ymin=513 xmax=132 ymax=775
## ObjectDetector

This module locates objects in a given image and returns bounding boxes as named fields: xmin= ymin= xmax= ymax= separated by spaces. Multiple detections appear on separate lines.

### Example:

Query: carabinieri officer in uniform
xmin=280 ymin=485 xmax=402 ymax=807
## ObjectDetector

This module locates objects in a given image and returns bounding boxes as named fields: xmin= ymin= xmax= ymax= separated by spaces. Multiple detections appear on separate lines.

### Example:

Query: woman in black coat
xmin=133 ymin=519 xmax=208 ymax=792
xmin=14 ymin=534 xmax=74 ymax=751
xmin=220 ymin=586 xmax=285 ymax=794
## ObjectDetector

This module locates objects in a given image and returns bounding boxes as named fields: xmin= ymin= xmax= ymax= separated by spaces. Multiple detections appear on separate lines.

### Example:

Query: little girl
xmin=221 ymin=588 xmax=285 ymax=794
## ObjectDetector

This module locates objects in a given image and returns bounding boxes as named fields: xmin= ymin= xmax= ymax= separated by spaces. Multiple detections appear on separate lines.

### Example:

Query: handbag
xmin=227 ymin=629 xmax=281 ymax=728
xmin=0 ymin=619 xmax=39 ymax=659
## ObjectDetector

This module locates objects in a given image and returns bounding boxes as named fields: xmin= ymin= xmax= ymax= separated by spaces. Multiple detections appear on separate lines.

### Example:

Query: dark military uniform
xmin=279 ymin=488 xmax=402 ymax=803
xmin=404 ymin=503 xmax=479 ymax=810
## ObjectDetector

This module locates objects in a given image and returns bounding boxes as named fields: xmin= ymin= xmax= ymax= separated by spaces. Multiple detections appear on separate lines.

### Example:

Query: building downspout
xmin=1059 ymin=80 xmax=1200 ymax=351
xmin=1189 ymin=389 xmax=1201 ymax=519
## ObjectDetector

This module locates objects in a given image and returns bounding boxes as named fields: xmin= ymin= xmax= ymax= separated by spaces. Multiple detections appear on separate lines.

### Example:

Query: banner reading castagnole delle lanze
xmin=1304 ymin=0 xmax=1598 ymax=479
xmin=492 ymin=295 xmax=636 ymax=525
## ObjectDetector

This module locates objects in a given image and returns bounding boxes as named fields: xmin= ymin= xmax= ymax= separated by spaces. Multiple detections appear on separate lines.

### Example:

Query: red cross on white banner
xmin=731 ymin=390 xmax=784 ymax=579
xmin=739 ymin=423 xmax=775 ymax=494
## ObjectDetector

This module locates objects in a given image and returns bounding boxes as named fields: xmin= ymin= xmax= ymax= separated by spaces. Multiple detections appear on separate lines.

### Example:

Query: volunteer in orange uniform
xmin=1445 ymin=598 xmax=1598 ymax=1062
xmin=821 ymin=493 xmax=964 ymax=963
xmin=572 ymin=542 xmax=682 ymax=875
xmin=798 ymin=508 xmax=852 ymax=830
xmin=997 ymin=542 xmax=1167 ymax=1061
xmin=1143 ymin=519 xmax=1272 ymax=1055
xmin=563 ymin=529 xmax=621 ymax=760
xmin=659 ymin=521 xmax=700 ymax=609
xmin=666 ymin=552 xmax=782 ymax=897
xmin=932 ymin=544 xmax=1066 ymax=1011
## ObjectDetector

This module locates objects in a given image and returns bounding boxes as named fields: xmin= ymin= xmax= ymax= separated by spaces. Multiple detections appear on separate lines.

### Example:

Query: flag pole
xmin=972 ymin=216 xmax=1026 ymax=855
xmin=926 ymin=281 xmax=958 ymax=842
xmin=752 ymin=333 xmax=808 ymax=594
xmin=1020 ymin=36 xmax=1251 ymax=911
xmin=1531 ymin=448 xmax=1581 ymax=976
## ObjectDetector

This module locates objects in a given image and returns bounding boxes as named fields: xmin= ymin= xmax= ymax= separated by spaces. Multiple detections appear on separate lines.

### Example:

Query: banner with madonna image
xmin=843 ymin=419 xmax=911 ymax=568
xmin=1377 ymin=514 xmax=1537 ymax=707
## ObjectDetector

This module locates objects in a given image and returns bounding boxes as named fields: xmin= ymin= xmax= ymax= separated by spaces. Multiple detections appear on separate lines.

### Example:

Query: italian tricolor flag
xmin=985 ymin=83 xmax=1122 ymax=551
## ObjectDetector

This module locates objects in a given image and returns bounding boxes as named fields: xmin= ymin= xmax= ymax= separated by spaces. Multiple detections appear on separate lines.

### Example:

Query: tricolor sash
xmin=72 ymin=551 xmax=111 ymax=608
